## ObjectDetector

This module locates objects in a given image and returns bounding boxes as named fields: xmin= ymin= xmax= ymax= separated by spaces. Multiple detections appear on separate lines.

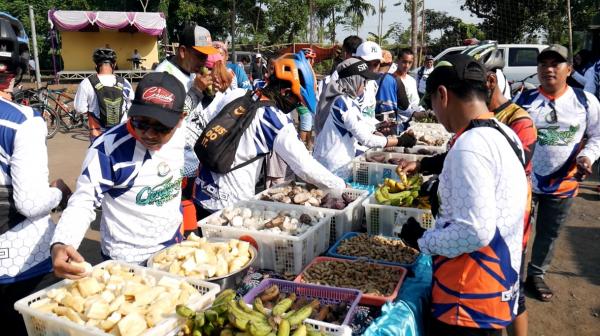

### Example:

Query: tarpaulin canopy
xmin=48 ymin=10 xmax=166 ymax=36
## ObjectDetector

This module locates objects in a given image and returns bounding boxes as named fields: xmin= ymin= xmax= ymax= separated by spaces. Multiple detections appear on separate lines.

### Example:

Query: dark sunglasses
xmin=130 ymin=117 xmax=173 ymax=134
xmin=545 ymin=101 xmax=558 ymax=124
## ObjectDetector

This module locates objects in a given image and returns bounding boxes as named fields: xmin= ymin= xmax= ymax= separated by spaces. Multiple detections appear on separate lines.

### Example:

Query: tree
xmin=395 ymin=0 xmax=422 ymax=68
xmin=423 ymin=9 xmax=485 ymax=55
xmin=344 ymin=0 xmax=376 ymax=36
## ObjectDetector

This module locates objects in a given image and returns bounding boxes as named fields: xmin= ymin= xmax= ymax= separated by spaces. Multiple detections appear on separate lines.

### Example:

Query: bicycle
xmin=510 ymin=72 xmax=538 ymax=100
xmin=44 ymin=87 xmax=88 ymax=133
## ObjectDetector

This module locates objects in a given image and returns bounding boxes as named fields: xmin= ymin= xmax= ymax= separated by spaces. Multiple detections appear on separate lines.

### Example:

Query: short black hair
xmin=397 ymin=48 xmax=414 ymax=59
xmin=343 ymin=36 xmax=363 ymax=55
xmin=444 ymin=80 xmax=489 ymax=104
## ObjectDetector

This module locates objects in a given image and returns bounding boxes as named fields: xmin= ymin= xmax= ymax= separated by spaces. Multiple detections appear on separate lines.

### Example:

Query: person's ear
xmin=178 ymin=46 xmax=186 ymax=60
xmin=566 ymin=63 xmax=573 ymax=76
xmin=486 ymin=73 xmax=497 ymax=91
xmin=438 ymin=85 xmax=448 ymax=109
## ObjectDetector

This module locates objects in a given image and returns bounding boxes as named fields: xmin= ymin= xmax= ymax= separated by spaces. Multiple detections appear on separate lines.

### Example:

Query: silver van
xmin=432 ymin=44 xmax=548 ymax=87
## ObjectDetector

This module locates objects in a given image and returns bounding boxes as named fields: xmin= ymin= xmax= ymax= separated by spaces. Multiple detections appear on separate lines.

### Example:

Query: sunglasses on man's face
xmin=130 ymin=117 xmax=173 ymax=134
xmin=545 ymin=101 xmax=558 ymax=124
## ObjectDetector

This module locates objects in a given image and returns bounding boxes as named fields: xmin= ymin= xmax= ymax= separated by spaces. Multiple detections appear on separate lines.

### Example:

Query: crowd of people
xmin=1 ymin=9 xmax=600 ymax=335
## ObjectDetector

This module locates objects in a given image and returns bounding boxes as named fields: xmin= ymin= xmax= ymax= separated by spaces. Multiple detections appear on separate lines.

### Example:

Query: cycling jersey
xmin=419 ymin=118 xmax=527 ymax=329
xmin=52 ymin=122 xmax=186 ymax=263
xmin=227 ymin=62 xmax=251 ymax=90
xmin=194 ymin=88 xmax=345 ymax=211
xmin=516 ymin=86 xmax=600 ymax=198
xmin=313 ymin=95 xmax=386 ymax=179
xmin=0 ymin=98 xmax=62 ymax=283
xmin=376 ymin=73 xmax=421 ymax=123
xmin=417 ymin=66 xmax=434 ymax=94
xmin=583 ymin=60 xmax=600 ymax=99
xmin=74 ymin=74 xmax=134 ymax=123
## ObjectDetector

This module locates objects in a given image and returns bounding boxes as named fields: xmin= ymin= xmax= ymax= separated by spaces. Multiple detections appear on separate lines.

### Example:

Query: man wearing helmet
xmin=0 ymin=12 xmax=72 ymax=334
xmin=74 ymin=48 xmax=134 ymax=142
xmin=193 ymin=52 xmax=346 ymax=215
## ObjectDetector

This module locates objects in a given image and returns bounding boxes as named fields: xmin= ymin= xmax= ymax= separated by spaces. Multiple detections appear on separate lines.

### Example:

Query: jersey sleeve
xmin=51 ymin=146 xmax=113 ymax=249
xmin=583 ymin=66 xmax=597 ymax=96
xmin=338 ymin=99 xmax=387 ymax=148
xmin=579 ymin=92 xmax=600 ymax=163
xmin=418 ymin=148 xmax=497 ymax=257
xmin=508 ymin=117 xmax=537 ymax=175
xmin=11 ymin=116 xmax=62 ymax=217
xmin=274 ymin=123 xmax=346 ymax=190
xmin=74 ymin=78 xmax=92 ymax=114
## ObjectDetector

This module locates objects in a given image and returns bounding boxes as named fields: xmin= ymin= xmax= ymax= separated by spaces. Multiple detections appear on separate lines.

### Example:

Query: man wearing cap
xmin=515 ymin=44 xmax=600 ymax=302
xmin=314 ymin=58 xmax=416 ymax=179
xmin=50 ymin=72 xmax=189 ymax=278
xmin=416 ymin=55 xmax=434 ymax=97
xmin=353 ymin=41 xmax=383 ymax=122
xmin=250 ymin=53 xmax=268 ymax=84
xmin=403 ymin=54 xmax=528 ymax=334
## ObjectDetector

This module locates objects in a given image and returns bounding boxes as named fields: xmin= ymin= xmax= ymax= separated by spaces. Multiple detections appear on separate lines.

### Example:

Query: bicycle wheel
xmin=31 ymin=103 xmax=59 ymax=139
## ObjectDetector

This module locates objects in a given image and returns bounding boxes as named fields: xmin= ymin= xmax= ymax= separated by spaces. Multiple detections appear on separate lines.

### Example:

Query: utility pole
xmin=420 ymin=0 xmax=426 ymax=66
xmin=231 ymin=0 xmax=237 ymax=62
xmin=410 ymin=0 xmax=418 ymax=69
xmin=566 ymin=0 xmax=573 ymax=63
xmin=28 ymin=5 xmax=41 ymax=87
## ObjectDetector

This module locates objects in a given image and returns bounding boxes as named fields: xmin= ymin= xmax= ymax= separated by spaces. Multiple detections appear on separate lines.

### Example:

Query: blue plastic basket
xmin=326 ymin=232 xmax=419 ymax=268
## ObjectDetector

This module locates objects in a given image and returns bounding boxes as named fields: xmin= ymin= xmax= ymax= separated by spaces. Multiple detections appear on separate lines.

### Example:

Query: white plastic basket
xmin=252 ymin=182 xmax=369 ymax=243
xmin=362 ymin=194 xmax=434 ymax=237
xmin=352 ymin=152 xmax=423 ymax=186
xmin=199 ymin=201 xmax=332 ymax=275
xmin=372 ymin=145 xmax=447 ymax=156
xmin=304 ymin=318 xmax=352 ymax=336
xmin=14 ymin=260 xmax=221 ymax=336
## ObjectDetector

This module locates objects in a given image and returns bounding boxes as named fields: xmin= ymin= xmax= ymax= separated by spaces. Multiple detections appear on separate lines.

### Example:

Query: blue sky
xmin=335 ymin=0 xmax=483 ymax=41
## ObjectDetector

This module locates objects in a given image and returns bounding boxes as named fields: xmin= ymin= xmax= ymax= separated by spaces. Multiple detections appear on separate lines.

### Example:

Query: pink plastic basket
xmin=294 ymin=257 xmax=407 ymax=307
xmin=242 ymin=279 xmax=361 ymax=326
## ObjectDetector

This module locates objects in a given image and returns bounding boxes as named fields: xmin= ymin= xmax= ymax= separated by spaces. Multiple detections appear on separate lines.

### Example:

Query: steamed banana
xmin=375 ymin=175 xmax=428 ymax=208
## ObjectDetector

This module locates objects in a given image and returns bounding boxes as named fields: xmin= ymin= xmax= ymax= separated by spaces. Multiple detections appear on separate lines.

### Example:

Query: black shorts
xmin=430 ymin=319 xmax=503 ymax=336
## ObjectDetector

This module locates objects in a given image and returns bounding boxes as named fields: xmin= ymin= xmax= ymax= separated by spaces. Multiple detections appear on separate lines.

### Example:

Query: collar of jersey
xmin=538 ymin=84 xmax=569 ymax=101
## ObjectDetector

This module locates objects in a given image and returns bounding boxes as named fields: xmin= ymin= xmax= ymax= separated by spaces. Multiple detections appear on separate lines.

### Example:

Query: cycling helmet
xmin=461 ymin=42 xmax=505 ymax=71
xmin=93 ymin=48 xmax=117 ymax=65
xmin=270 ymin=51 xmax=318 ymax=113
xmin=301 ymin=48 xmax=316 ymax=60
xmin=0 ymin=12 xmax=29 ymax=85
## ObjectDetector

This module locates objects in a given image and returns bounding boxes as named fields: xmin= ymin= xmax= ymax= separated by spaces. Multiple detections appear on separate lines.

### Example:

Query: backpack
xmin=194 ymin=91 xmax=274 ymax=174
xmin=88 ymin=74 xmax=126 ymax=128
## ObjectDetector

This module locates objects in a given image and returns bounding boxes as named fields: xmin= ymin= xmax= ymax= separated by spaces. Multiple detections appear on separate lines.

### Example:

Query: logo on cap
xmin=142 ymin=87 xmax=175 ymax=110
xmin=357 ymin=63 xmax=368 ymax=72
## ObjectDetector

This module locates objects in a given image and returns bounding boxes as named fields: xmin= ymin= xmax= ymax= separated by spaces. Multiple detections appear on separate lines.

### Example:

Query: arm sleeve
xmin=74 ymin=79 xmax=92 ymax=114
xmin=51 ymin=147 xmax=112 ymax=248
xmin=572 ymin=71 xmax=587 ymax=87
xmin=584 ymin=67 xmax=597 ymax=95
xmin=274 ymin=123 xmax=346 ymax=190
xmin=11 ymin=116 xmax=62 ymax=217
xmin=579 ymin=93 xmax=600 ymax=163
xmin=339 ymin=100 xmax=387 ymax=148
xmin=418 ymin=149 xmax=497 ymax=257
xmin=419 ymin=152 xmax=447 ymax=175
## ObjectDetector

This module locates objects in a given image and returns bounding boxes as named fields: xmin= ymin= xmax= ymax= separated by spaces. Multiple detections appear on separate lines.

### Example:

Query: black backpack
xmin=88 ymin=74 xmax=126 ymax=128
xmin=194 ymin=91 xmax=274 ymax=174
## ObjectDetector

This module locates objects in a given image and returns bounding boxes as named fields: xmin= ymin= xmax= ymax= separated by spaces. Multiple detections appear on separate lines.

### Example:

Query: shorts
xmin=299 ymin=110 xmax=314 ymax=132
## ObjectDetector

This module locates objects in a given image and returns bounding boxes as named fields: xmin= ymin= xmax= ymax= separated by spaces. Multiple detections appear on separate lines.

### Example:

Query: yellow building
xmin=48 ymin=10 xmax=166 ymax=72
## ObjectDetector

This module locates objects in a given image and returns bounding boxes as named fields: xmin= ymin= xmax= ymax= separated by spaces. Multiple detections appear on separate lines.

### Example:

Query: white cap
xmin=256 ymin=53 xmax=262 ymax=58
xmin=353 ymin=41 xmax=383 ymax=62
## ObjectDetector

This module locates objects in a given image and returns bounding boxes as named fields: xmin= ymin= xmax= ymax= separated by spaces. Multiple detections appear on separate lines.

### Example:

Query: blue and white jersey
xmin=376 ymin=73 xmax=422 ymax=123
xmin=194 ymin=89 xmax=345 ymax=211
xmin=584 ymin=60 xmax=600 ymax=99
xmin=313 ymin=95 xmax=387 ymax=179
xmin=52 ymin=122 xmax=186 ymax=263
xmin=0 ymin=98 xmax=62 ymax=283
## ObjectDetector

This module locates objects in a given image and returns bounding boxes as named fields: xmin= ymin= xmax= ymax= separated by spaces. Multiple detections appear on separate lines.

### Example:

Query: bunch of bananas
xmin=176 ymin=288 xmax=325 ymax=336
xmin=375 ymin=174 xmax=430 ymax=209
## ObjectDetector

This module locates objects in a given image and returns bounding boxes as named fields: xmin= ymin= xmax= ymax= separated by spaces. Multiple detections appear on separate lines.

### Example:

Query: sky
xmin=335 ymin=0 xmax=483 ymax=42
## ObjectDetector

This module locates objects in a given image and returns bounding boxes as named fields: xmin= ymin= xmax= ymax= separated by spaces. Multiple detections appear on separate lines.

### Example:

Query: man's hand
xmin=396 ymin=160 xmax=421 ymax=175
xmin=575 ymin=156 xmax=593 ymax=181
xmin=50 ymin=178 xmax=72 ymax=210
xmin=51 ymin=243 xmax=87 ymax=280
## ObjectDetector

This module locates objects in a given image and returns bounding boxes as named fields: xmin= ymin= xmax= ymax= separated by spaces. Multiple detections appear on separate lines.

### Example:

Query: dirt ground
xmin=45 ymin=127 xmax=600 ymax=335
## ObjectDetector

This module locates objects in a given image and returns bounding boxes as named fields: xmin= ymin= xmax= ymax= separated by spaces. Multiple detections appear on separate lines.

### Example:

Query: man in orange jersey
xmin=416 ymin=55 xmax=528 ymax=335
xmin=515 ymin=45 xmax=600 ymax=302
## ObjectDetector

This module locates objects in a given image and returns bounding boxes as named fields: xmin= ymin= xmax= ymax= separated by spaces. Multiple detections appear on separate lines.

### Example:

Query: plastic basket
xmin=327 ymin=232 xmax=419 ymax=268
xmin=252 ymin=182 xmax=369 ymax=243
xmin=14 ymin=260 xmax=221 ymax=336
xmin=242 ymin=278 xmax=361 ymax=327
xmin=373 ymin=145 xmax=446 ymax=156
xmin=294 ymin=257 xmax=407 ymax=307
xmin=199 ymin=201 xmax=331 ymax=275
xmin=362 ymin=194 xmax=434 ymax=237
xmin=352 ymin=152 xmax=423 ymax=186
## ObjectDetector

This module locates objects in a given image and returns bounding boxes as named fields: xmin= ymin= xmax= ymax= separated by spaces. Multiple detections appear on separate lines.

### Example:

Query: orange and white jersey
xmin=418 ymin=119 xmax=527 ymax=329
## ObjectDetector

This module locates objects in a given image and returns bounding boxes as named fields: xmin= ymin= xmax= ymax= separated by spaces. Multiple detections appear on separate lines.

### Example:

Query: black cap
xmin=537 ymin=44 xmax=569 ymax=63
xmin=420 ymin=54 xmax=486 ymax=109
xmin=337 ymin=58 xmax=380 ymax=80
xmin=128 ymin=72 xmax=186 ymax=128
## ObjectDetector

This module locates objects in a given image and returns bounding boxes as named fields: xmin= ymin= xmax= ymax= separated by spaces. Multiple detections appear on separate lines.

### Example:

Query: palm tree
xmin=344 ymin=0 xmax=376 ymax=35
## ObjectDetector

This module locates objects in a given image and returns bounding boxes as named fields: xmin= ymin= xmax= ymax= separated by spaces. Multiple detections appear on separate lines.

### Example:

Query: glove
xmin=399 ymin=217 xmax=426 ymax=250
xmin=396 ymin=130 xmax=417 ymax=147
